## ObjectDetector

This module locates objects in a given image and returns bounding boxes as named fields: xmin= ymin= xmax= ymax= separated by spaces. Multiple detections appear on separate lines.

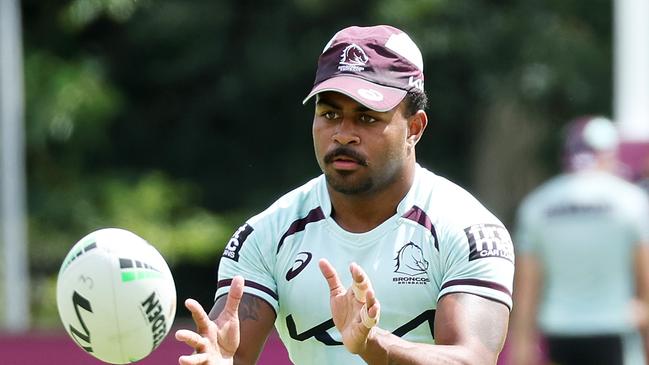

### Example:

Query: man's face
xmin=312 ymin=92 xmax=414 ymax=195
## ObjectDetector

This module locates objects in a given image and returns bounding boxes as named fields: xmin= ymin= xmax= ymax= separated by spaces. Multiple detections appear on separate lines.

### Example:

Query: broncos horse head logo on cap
xmin=340 ymin=44 xmax=369 ymax=66
xmin=394 ymin=242 xmax=429 ymax=276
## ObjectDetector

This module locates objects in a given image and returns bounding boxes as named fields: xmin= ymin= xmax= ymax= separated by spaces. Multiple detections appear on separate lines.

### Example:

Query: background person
xmin=509 ymin=116 xmax=649 ymax=365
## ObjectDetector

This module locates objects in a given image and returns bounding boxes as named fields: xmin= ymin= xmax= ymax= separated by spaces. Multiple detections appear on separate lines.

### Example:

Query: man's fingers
xmin=366 ymin=289 xmax=380 ymax=319
xmin=319 ymin=258 xmax=345 ymax=297
xmin=365 ymin=287 xmax=376 ymax=308
xmin=175 ymin=329 xmax=204 ymax=349
xmin=222 ymin=275 xmax=244 ymax=317
xmin=178 ymin=352 xmax=210 ymax=365
xmin=352 ymin=280 xmax=367 ymax=303
xmin=360 ymin=303 xmax=380 ymax=328
xmin=350 ymin=262 xmax=372 ymax=303
xmin=360 ymin=289 xmax=380 ymax=328
xmin=177 ymin=280 xmax=244 ymax=364
xmin=185 ymin=298 xmax=212 ymax=334
xmin=357 ymin=272 xmax=380 ymax=328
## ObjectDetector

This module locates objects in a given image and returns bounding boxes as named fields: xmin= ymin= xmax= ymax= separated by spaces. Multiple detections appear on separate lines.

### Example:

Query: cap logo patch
xmin=339 ymin=44 xmax=369 ymax=72
xmin=357 ymin=88 xmax=384 ymax=101
xmin=408 ymin=76 xmax=424 ymax=91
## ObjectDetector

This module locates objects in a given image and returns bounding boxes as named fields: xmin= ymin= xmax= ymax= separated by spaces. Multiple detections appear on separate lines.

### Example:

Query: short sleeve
xmin=216 ymin=222 xmax=279 ymax=313
xmin=437 ymin=223 xmax=515 ymax=310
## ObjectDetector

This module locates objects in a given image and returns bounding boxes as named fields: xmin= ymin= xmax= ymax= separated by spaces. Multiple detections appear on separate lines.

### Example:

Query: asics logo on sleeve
xmin=286 ymin=252 xmax=313 ymax=281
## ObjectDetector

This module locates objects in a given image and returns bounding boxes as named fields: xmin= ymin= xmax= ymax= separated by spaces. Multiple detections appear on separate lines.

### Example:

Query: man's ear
xmin=407 ymin=110 xmax=428 ymax=146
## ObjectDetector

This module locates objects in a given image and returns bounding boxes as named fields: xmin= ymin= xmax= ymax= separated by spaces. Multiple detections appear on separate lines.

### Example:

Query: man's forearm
xmin=359 ymin=328 xmax=492 ymax=365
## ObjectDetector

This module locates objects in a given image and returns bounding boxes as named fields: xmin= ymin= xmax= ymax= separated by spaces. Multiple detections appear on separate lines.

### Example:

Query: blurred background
xmin=1 ymin=0 xmax=643 ymax=364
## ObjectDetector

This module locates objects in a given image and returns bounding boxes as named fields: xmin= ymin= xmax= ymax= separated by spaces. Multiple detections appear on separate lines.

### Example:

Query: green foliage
xmin=29 ymin=171 xmax=239 ymax=269
xmin=24 ymin=52 xmax=118 ymax=147
xmin=61 ymin=0 xmax=144 ymax=30
xmin=100 ymin=172 xmax=239 ymax=264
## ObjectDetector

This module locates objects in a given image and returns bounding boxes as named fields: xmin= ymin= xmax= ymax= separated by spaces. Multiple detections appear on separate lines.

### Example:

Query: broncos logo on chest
xmin=394 ymin=242 xmax=429 ymax=276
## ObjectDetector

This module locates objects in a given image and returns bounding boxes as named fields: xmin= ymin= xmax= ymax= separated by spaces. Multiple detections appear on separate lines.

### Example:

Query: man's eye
xmin=359 ymin=114 xmax=377 ymax=123
xmin=322 ymin=111 xmax=339 ymax=120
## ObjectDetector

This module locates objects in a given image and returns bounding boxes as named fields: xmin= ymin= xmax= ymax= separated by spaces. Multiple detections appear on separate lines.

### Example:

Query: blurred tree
xmin=373 ymin=0 xmax=611 ymax=221
xmin=19 ymin=0 xmax=612 ymax=326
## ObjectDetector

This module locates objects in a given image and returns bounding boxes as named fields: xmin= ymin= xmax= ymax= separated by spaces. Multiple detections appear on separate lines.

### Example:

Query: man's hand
xmin=319 ymin=259 xmax=381 ymax=354
xmin=175 ymin=276 xmax=245 ymax=365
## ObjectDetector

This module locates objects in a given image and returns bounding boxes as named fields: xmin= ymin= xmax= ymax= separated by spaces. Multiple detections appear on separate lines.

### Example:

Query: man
xmin=176 ymin=25 xmax=514 ymax=365
xmin=509 ymin=116 xmax=649 ymax=365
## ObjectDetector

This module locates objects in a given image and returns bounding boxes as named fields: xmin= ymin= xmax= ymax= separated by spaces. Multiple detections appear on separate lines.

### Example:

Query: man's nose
xmin=333 ymin=118 xmax=360 ymax=145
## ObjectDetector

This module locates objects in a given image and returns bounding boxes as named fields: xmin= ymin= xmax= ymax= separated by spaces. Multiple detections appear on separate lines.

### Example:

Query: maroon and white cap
xmin=563 ymin=115 xmax=619 ymax=171
xmin=303 ymin=25 xmax=424 ymax=112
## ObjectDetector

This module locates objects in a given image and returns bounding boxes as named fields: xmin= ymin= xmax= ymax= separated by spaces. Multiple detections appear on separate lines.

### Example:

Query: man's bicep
xmin=434 ymin=292 xmax=510 ymax=361
xmin=209 ymin=293 xmax=277 ymax=365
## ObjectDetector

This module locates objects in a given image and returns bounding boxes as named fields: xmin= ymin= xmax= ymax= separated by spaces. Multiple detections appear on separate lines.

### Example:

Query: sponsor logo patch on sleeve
xmin=464 ymin=224 xmax=514 ymax=262
xmin=222 ymin=223 xmax=254 ymax=262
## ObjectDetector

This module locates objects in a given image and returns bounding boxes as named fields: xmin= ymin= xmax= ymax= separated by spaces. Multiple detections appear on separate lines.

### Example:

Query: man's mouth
xmin=334 ymin=155 xmax=359 ymax=163
xmin=324 ymin=148 xmax=368 ymax=167
xmin=331 ymin=156 xmax=361 ymax=170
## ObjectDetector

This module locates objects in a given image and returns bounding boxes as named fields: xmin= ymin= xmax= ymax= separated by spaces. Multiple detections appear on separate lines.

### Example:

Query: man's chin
xmin=325 ymin=174 xmax=373 ymax=195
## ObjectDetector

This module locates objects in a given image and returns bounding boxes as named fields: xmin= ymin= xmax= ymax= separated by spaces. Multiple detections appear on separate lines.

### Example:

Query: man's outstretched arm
xmin=208 ymin=290 xmax=276 ymax=365
xmin=362 ymin=293 xmax=509 ymax=365
xmin=320 ymin=260 xmax=510 ymax=365
xmin=175 ymin=276 xmax=245 ymax=365
xmin=175 ymin=276 xmax=277 ymax=365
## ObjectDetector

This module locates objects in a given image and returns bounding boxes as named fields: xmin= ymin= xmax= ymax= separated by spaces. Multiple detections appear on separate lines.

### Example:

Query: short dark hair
xmin=403 ymin=89 xmax=428 ymax=117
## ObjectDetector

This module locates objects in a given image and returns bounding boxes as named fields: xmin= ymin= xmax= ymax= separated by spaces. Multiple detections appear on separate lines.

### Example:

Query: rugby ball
xmin=56 ymin=228 xmax=177 ymax=364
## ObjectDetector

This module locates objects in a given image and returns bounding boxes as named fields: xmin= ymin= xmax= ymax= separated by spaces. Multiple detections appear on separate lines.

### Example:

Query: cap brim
xmin=302 ymin=76 xmax=407 ymax=112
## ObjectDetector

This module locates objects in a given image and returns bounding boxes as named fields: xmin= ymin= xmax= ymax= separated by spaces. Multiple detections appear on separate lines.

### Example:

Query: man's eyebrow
xmin=316 ymin=97 xmax=373 ymax=113
xmin=315 ymin=99 xmax=339 ymax=109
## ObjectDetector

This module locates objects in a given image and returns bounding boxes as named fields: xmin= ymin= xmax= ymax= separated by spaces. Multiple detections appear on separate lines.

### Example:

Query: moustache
xmin=324 ymin=148 xmax=368 ymax=166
